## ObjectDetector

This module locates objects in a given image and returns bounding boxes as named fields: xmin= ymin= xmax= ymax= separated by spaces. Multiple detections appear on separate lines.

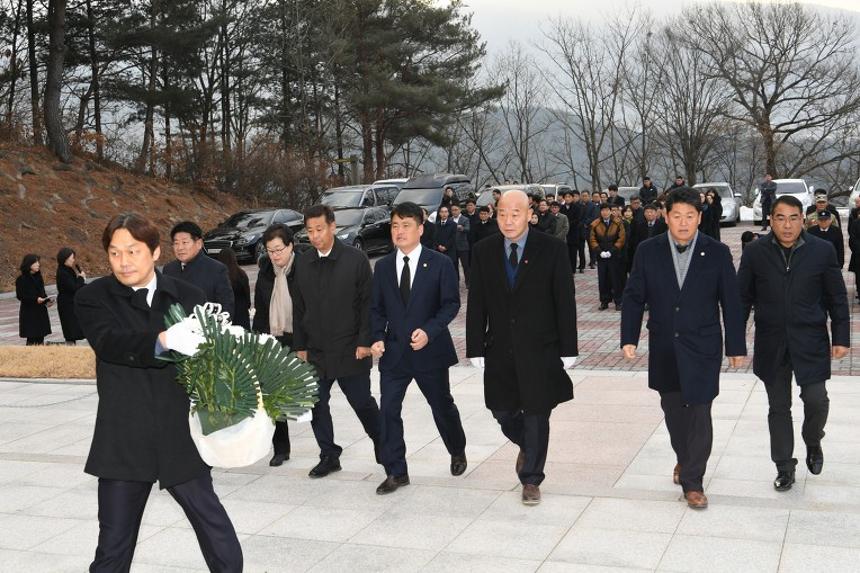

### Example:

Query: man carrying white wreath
xmin=76 ymin=213 xmax=242 ymax=573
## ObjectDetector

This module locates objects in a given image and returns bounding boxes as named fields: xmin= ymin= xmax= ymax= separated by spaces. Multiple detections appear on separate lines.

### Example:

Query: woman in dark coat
xmin=701 ymin=190 xmax=722 ymax=241
xmin=252 ymin=223 xmax=298 ymax=466
xmin=215 ymin=248 xmax=251 ymax=329
xmin=56 ymin=247 xmax=86 ymax=344
xmin=16 ymin=254 xmax=52 ymax=345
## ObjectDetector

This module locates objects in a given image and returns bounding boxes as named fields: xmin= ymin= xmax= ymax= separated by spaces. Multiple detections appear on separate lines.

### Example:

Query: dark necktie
xmin=509 ymin=243 xmax=519 ymax=268
xmin=675 ymin=243 xmax=688 ymax=254
xmin=400 ymin=256 xmax=411 ymax=305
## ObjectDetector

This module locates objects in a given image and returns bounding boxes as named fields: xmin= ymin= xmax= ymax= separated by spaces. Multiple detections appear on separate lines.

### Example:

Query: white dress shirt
xmin=395 ymin=244 xmax=422 ymax=289
xmin=131 ymin=273 xmax=157 ymax=307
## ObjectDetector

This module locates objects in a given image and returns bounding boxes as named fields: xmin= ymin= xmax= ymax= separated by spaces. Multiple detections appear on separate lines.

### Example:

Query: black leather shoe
xmin=376 ymin=474 xmax=410 ymax=495
xmin=598 ymin=302 xmax=609 ymax=311
xmin=269 ymin=453 xmax=289 ymax=467
xmin=774 ymin=469 xmax=796 ymax=491
xmin=451 ymin=454 xmax=467 ymax=476
xmin=807 ymin=445 xmax=824 ymax=475
xmin=308 ymin=456 xmax=341 ymax=478
xmin=614 ymin=303 xmax=622 ymax=311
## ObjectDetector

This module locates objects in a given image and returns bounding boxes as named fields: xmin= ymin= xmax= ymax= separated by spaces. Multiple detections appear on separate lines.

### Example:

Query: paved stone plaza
xmin=1 ymin=368 xmax=860 ymax=572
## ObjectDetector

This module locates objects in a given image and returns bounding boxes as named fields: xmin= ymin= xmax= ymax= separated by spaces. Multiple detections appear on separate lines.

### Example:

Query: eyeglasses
xmin=266 ymin=245 xmax=290 ymax=255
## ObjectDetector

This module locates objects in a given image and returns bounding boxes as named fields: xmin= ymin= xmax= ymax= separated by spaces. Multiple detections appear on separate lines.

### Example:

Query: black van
xmin=392 ymin=173 xmax=472 ymax=222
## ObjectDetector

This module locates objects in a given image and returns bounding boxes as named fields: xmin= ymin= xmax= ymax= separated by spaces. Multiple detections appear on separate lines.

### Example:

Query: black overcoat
xmin=292 ymin=239 xmax=373 ymax=379
xmin=163 ymin=252 xmax=235 ymax=318
xmin=849 ymin=217 xmax=860 ymax=274
xmin=466 ymin=230 xmax=578 ymax=412
xmin=737 ymin=231 xmax=849 ymax=386
xmin=16 ymin=272 xmax=51 ymax=339
xmin=621 ymin=232 xmax=747 ymax=404
xmin=56 ymin=265 xmax=85 ymax=340
xmin=75 ymin=272 xmax=209 ymax=488
xmin=252 ymin=256 xmax=297 ymax=335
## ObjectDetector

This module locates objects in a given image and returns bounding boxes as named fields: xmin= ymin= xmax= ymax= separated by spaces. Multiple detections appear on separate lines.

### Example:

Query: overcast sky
xmin=460 ymin=0 xmax=860 ymax=56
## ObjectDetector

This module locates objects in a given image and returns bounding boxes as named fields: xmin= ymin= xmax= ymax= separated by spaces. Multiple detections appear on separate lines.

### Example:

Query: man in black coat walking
xmin=738 ymin=195 xmax=850 ymax=491
xmin=434 ymin=205 xmax=459 ymax=282
xmin=559 ymin=190 xmax=584 ymax=273
xmin=76 ymin=213 xmax=241 ymax=573
xmin=293 ymin=205 xmax=382 ymax=478
xmin=622 ymin=188 xmax=746 ymax=509
xmin=467 ymin=190 xmax=578 ymax=505
xmin=471 ymin=206 xmax=500 ymax=244
xmin=163 ymin=220 xmax=235 ymax=319
xmin=638 ymin=176 xmax=659 ymax=205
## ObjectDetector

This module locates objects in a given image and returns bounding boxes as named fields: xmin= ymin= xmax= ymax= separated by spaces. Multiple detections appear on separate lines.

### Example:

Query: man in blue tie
xmin=466 ymin=190 xmax=578 ymax=505
xmin=370 ymin=202 xmax=467 ymax=495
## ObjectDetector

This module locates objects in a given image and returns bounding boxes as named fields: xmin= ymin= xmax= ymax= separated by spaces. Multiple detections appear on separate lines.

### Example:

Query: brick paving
xmin=3 ymin=222 xmax=859 ymax=375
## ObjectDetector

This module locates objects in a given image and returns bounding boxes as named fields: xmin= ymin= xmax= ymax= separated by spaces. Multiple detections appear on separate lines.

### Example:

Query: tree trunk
xmin=85 ymin=0 xmax=102 ymax=159
xmin=6 ymin=0 xmax=24 ymax=129
xmin=26 ymin=0 xmax=42 ymax=145
xmin=360 ymin=112 xmax=374 ymax=183
xmin=374 ymin=109 xmax=385 ymax=180
xmin=163 ymin=70 xmax=172 ymax=180
xmin=334 ymin=81 xmax=344 ymax=179
xmin=219 ymin=5 xmax=233 ymax=189
xmin=44 ymin=0 xmax=71 ymax=163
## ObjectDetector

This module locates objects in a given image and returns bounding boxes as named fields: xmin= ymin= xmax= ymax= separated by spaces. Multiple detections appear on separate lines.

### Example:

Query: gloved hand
xmin=562 ymin=356 xmax=577 ymax=369
xmin=163 ymin=321 xmax=206 ymax=356
xmin=470 ymin=357 xmax=485 ymax=370
xmin=600 ymin=251 xmax=611 ymax=259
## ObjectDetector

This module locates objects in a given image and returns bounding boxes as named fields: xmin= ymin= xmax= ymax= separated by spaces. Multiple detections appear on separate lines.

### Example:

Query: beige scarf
xmin=269 ymin=254 xmax=294 ymax=337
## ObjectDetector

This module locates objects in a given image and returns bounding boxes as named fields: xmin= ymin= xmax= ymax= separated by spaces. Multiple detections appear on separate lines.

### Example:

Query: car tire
xmin=354 ymin=238 xmax=365 ymax=252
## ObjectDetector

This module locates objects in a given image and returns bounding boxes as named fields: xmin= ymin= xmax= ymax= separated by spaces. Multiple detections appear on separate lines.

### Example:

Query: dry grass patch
xmin=0 ymin=346 xmax=96 ymax=379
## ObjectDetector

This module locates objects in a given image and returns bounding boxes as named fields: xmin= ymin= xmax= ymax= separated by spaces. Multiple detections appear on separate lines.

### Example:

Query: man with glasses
xmin=738 ymin=195 xmax=849 ymax=491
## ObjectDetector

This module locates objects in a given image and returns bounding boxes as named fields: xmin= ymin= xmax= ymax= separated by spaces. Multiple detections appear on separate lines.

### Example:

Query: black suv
xmin=392 ymin=173 xmax=472 ymax=222
xmin=204 ymin=209 xmax=303 ymax=263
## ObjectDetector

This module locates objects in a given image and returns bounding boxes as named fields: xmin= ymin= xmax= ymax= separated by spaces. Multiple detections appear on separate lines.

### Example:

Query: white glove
xmin=164 ymin=321 xmax=206 ymax=356
xmin=470 ymin=357 xmax=485 ymax=370
xmin=562 ymin=356 xmax=577 ymax=369
xmin=600 ymin=251 xmax=611 ymax=259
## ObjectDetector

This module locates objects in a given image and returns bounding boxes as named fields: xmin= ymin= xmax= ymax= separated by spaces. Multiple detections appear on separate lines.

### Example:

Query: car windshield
xmin=394 ymin=188 xmax=441 ymax=206
xmin=776 ymin=182 xmax=807 ymax=195
xmin=222 ymin=212 xmax=273 ymax=229
xmin=332 ymin=210 xmax=365 ymax=226
xmin=321 ymin=191 xmax=364 ymax=208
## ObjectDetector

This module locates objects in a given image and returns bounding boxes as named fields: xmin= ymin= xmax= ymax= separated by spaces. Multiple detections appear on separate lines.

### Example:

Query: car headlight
xmin=338 ymin=233 xmax=350 ymax=239
xmin=235 ymin=233 xmax=260 ymax=246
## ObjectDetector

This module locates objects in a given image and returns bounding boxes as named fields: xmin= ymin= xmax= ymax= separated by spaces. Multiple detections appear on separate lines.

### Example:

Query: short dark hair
xmin=771 ymin=194 xmax=803 ymax=215
xmin=170 ymin=220 xmax=203 ymax=241
xmin=631 ymin=195 xmax=641 ymax=203
xmin=665 ymin=187 xmax=702 ymax=213
xmin=550 ymin=201 xmax=561 ymax=208
xmin=102 ymin=213 xmax=160 ymax=253
xmin=492 ymin=189 xmax=501 ymax=195
xmin=478 ymin=205 xmax=491 ymax=214
xmin=390 ymin=201 xmax=424 ymax=226
xmin=56 ymin=247 xmax=75 ymax=267
xmin=465 ymin=198 xmax=476 ymax=206
xmin=20 ymin=254 xmax=40 ymax=274
xmin=675 ymin=175 xmax=684 ymax=180
xmin=599 ymin=203 xmax=611 ymax=211
xmin=262 ymin=223 xmax=294 ymax=246
xmin=304 ymin=204 xmax=335 ymax=225
xmin=608 ymin=184 xmax=618 ymax=191
xmin=644 ymin=203 xmax=658 ymax=212
xmin=643 ymin=176 xmax=651 ymax=181
xmin=567 ymin=190 xmax=578 ymax=196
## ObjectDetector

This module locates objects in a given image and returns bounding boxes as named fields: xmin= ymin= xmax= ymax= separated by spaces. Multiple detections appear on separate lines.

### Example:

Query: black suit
xmin=738 ymin=232 xmax=849 ymax=472
xmin=467 ymin=230 xmax=577 ymax=485
xmin=471 ymin=218 xmax=500 ymax=244
xmin=371 ymin=246 xmax=466 ymax=476
xmin=292 ymin=239 xmax=381 ymax=460
xmin=622 ymin=232 xmax=746 ymax=492
xmin=807 ymin=224 xmax=844 ymax=268
xmin=435 ymin=218 xmax=459 ymax=281
xmin=163 ymin=251 xmax=235 ymax=318
xmin=76 ymin=272 xmax=241 ymax=572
